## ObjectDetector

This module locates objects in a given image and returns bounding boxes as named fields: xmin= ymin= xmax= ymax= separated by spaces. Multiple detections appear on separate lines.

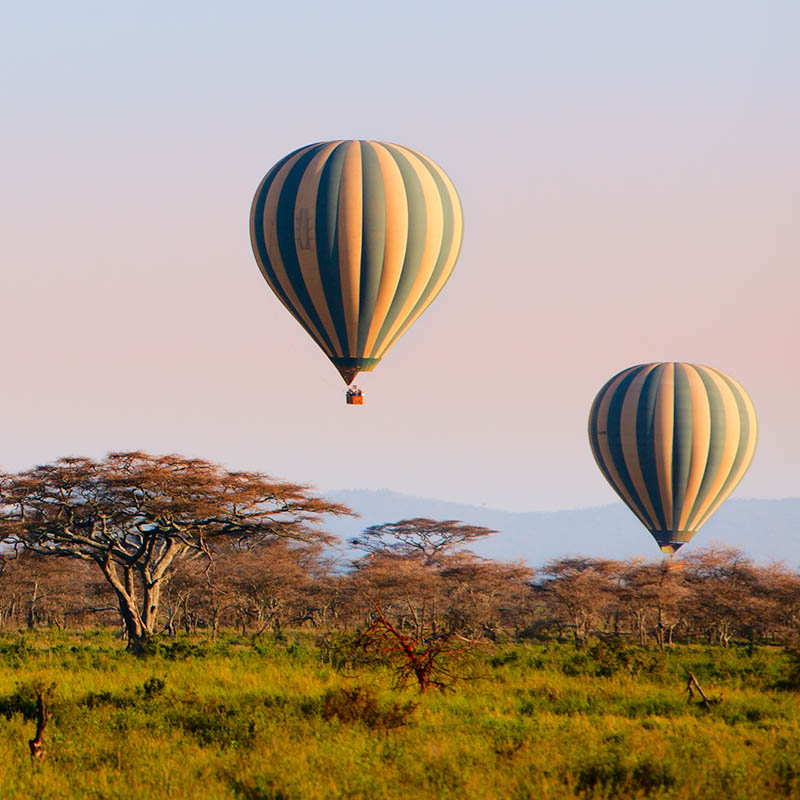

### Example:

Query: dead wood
xmin=28 ymin=682 xmax=55 ymax=760
xmin=685 ymin=672 xmax=722 ymax=709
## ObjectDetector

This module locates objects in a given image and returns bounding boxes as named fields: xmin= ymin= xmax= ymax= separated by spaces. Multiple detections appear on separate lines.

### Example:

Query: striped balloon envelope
xmin=250 ymin=140 xmax=463 ymax=385
xmin=588 ymin=363 xmax=758 ymax=554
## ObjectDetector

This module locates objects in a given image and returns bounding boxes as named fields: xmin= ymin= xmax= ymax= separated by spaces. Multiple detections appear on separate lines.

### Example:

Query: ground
xmin=1 ymin=631 xmax=798 ymax=799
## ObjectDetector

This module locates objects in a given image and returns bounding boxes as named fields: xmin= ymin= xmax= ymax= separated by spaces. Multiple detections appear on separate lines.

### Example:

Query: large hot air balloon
xmin=588 ymin=363 xmax=757 ymax=554
xmin=249 ymin=140 xmax=463 ymax=393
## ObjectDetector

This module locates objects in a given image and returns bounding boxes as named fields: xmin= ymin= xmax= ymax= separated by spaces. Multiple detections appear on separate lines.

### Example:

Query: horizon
xmin=326 ymin=486 xmax=800 ymax=515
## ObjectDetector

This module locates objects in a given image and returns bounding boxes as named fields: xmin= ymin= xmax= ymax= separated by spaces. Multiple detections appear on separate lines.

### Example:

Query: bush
xmin=83 ymin=676 xmax=167 ymax=709
xmin=141 ymin=638 xmax=206 ymax=660
xmin=318 ymin=686 xmax=416 ymax=731
xmin=0 ymin=682 xmax=40 ymax=720
xmin=569 ymin=748 xmax=677 ymax=795
xmin=773 ymin=647 xmax=800 ymax=691
xmin=562 ymin=638 xmax=664 ymax=678
xmin=177 ymin=707 xmax=257 ymax=747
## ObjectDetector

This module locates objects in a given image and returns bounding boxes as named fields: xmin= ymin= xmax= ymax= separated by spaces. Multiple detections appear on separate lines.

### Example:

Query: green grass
xmin=1 ymin=631 xmax=799 ymax=799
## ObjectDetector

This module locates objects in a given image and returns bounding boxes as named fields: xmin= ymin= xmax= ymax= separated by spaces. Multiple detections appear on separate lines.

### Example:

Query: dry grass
xmin=0 ymin=630 xmax=798 ymax=799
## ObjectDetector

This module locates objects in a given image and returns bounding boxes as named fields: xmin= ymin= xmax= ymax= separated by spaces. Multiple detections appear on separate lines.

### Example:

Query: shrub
xmin=562 ymin=638 xmax=663 ymax=678
xmin=175 ymin=706 xmax=256 ymax=747
xmin=318 ymin=686 xmax=416 ymax=731
xmin=569 ymin=748 xmax=677 ymax=795
xmin=83 ymin=676 xmax=167 ymax=709
xmin=0 ymin=682 xmax=40 ymax=720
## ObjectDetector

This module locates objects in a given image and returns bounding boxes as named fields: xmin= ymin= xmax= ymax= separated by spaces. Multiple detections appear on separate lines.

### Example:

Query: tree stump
xmin=28 ymin=683 xmax=55 ymax=760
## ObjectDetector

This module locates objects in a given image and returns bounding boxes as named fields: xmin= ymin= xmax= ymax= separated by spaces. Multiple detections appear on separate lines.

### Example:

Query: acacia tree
xmin=439 ymin=552 xmax=534 ymax=639
xmin=349 ymin=518 xmax=497 ymax=565
xmin=206 ymin=539 xmax=332 ymax=637
xmin=680 ymin=546 xmax=760 ymax=646
xmin=349 ymin=551 xmax=444 ymax=637
xmin=617 ymin=559 xmax=688 ymax=648
xmin=0 ymin=452 xmax=352 ymax=653
xmin=536 ymin=557 xmax=622 ymax=644
xmin=346 ymin=518 xmax=501 ymax=689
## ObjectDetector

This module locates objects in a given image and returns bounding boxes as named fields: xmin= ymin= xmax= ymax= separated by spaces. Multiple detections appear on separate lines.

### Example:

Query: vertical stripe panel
xmin=370 ymin=146 xmax=428 ymax=350
xmin=315 ymin=143 xmax=350 ymax=354
xmin=692 ymin=372 xmax=757 ymax=530
xmin=590 ymin=367 xmax=654 ymax=528
xmin=356 ymin=142 xmax=388 ymax=355
xmin=653 ymin=363 xmax=675 ymax=530
xmin=362 ymin=143 xmax=408 ymax=356
xmin=293 ymin=142 xmax=345 ymax=357
xmin=636 ymin=365 xmax=667 ymax=531
xmin=675 ymin=364 xmax=712 ymax=529
xmin=671 ymin=365 xmax=693 ymax=527
xmin=685 ymin=368 xmax=741 ymax=529
xmin=371 ymin=145 xmax=444 ymax=354
xmin=337 ymin=142 xmax=364 ymax=356
xmin=250 ymin=149 xmax=309 ymax=324
xmin=374 ymin=146 xmax=462 ymax=358
xmin=260 ymin=145 xmax=336 ymax=356
xmin=682 ymin=366 xmax=728 ymax=527
xmin=620 ymin=365 xmax=661 ymax=530
xmin=273 ymin=147 xmax=340 ymax=355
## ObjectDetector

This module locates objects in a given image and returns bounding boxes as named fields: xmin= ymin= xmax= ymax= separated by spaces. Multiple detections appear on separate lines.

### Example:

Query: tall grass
xmin=0 ymin=630 xmax=798 ymax=799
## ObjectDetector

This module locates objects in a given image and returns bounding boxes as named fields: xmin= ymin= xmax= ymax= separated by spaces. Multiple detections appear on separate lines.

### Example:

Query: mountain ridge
xmin=324 ymin=490 xmax=800 ymax=567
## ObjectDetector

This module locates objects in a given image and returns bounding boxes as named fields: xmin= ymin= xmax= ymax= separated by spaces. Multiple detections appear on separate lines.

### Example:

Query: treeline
xmin=2 ymin=534 xmax=800 ymax=649
xmin=1 ymin=452 xmax=798 ymax=653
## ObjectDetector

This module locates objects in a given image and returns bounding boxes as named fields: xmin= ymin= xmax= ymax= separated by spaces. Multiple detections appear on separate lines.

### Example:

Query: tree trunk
xmin=27 ymin=580 xmax=39 ymax=630
xmin=117 ymin=592 xmax=146 ymax=654
xmin=182 ymin=596 xmax=192 ymax=635
xmin=655 ymin=607 xmax=665 ymax=650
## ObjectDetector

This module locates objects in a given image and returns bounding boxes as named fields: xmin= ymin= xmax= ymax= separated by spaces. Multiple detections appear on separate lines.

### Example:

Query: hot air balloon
xmin=249 ymin=140 xmax=463 ymax=400
xmin=588 ymin=363 xmax=757 ymax=554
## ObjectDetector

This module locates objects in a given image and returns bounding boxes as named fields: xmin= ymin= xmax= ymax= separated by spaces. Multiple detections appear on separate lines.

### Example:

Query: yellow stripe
xmin=724 ymin=371 xmax=759 ymax=489
xmin=685 ymin=367 xmax=741 ymax=530
xmin=620 ymin=364 xmax=661 ymax=530
xmin=372 ymin=145 xmax=444 ymax=357
xmin=676 ymin=365 xmax=712 ymax=530
xmin=258 ymin=146 xmax=333 ymax=357
xmin=406 ymin=143 xmax=464 ymax=276
xmin=653 ymin=363 xmax=675 ymax=530
xmin=590 ymin=368 xmax=653 ymax=529
xmin=374 ymin=149 xmax=463 ymax=359
xmin=293 ymin=142 xmax=345 ymax=358
xmin=337 ymin=142 xmax=363 ymax=357
xmin=690 ymin=368 xmax=756 ymax=530
xmin=362 ymin=142 xmax=408 ymax=357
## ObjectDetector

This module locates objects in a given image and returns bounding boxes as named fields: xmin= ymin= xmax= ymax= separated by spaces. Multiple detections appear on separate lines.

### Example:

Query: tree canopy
xmin=0 ymin=452 xmax=352 ymax=651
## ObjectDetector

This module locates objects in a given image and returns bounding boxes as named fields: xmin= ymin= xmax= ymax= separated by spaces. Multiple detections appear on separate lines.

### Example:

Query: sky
xmin=3 ymin=1 xmax=798 ymax=512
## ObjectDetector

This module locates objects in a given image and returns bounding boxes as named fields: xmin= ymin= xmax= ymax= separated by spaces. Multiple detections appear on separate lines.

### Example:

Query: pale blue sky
xmin=2 ymin=1 xmax=798 ymax=510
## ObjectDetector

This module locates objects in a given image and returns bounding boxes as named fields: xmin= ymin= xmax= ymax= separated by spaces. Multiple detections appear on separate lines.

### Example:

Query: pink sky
xmin=3 ymin=2 xmax=798 ymax=510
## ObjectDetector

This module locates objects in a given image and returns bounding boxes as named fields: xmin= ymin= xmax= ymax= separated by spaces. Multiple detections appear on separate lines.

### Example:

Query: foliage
xmin=0 ymin=632 xmax=799 ymax=798
xmin=318 ymin=686 xmax=416 ymax=730
xmin=349 ymin=518 xmax=498 ymax=564
xmin=0 ymin=452 xmax=352 ymax=653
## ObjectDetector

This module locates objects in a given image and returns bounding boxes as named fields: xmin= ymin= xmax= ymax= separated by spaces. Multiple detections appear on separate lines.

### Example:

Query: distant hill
xmin=325 ymin=490 xmax=800 ymax=567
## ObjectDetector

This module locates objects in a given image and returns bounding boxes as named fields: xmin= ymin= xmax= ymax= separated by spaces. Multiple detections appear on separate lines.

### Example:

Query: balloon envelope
xmin=250 ymin=140 xmax=463 ymax=384
xmin=588 ymin=363 xmax=757 ymax=554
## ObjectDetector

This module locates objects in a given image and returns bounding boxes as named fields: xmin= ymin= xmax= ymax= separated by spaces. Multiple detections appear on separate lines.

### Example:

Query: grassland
xmin=1 ymin=631 xmax=799 ymax=799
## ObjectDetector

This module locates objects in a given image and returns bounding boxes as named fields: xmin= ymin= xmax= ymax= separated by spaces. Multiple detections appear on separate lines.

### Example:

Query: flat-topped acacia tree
xmin=0 ymin=452 xmax=352 ymax=653
xmin=349 ymin=518 xmax=498 ymax=566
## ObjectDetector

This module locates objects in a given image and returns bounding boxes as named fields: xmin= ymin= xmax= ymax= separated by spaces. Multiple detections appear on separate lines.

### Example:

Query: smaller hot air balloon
xmin=249 ymin=140 xmax=464 ymax=403
xmin=588 ymin=363 xmax=757 ymax=554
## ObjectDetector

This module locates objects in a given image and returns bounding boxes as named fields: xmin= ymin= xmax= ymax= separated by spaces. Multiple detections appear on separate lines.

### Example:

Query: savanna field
xmin=2 ymin=631 xmax=800 ymax=800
